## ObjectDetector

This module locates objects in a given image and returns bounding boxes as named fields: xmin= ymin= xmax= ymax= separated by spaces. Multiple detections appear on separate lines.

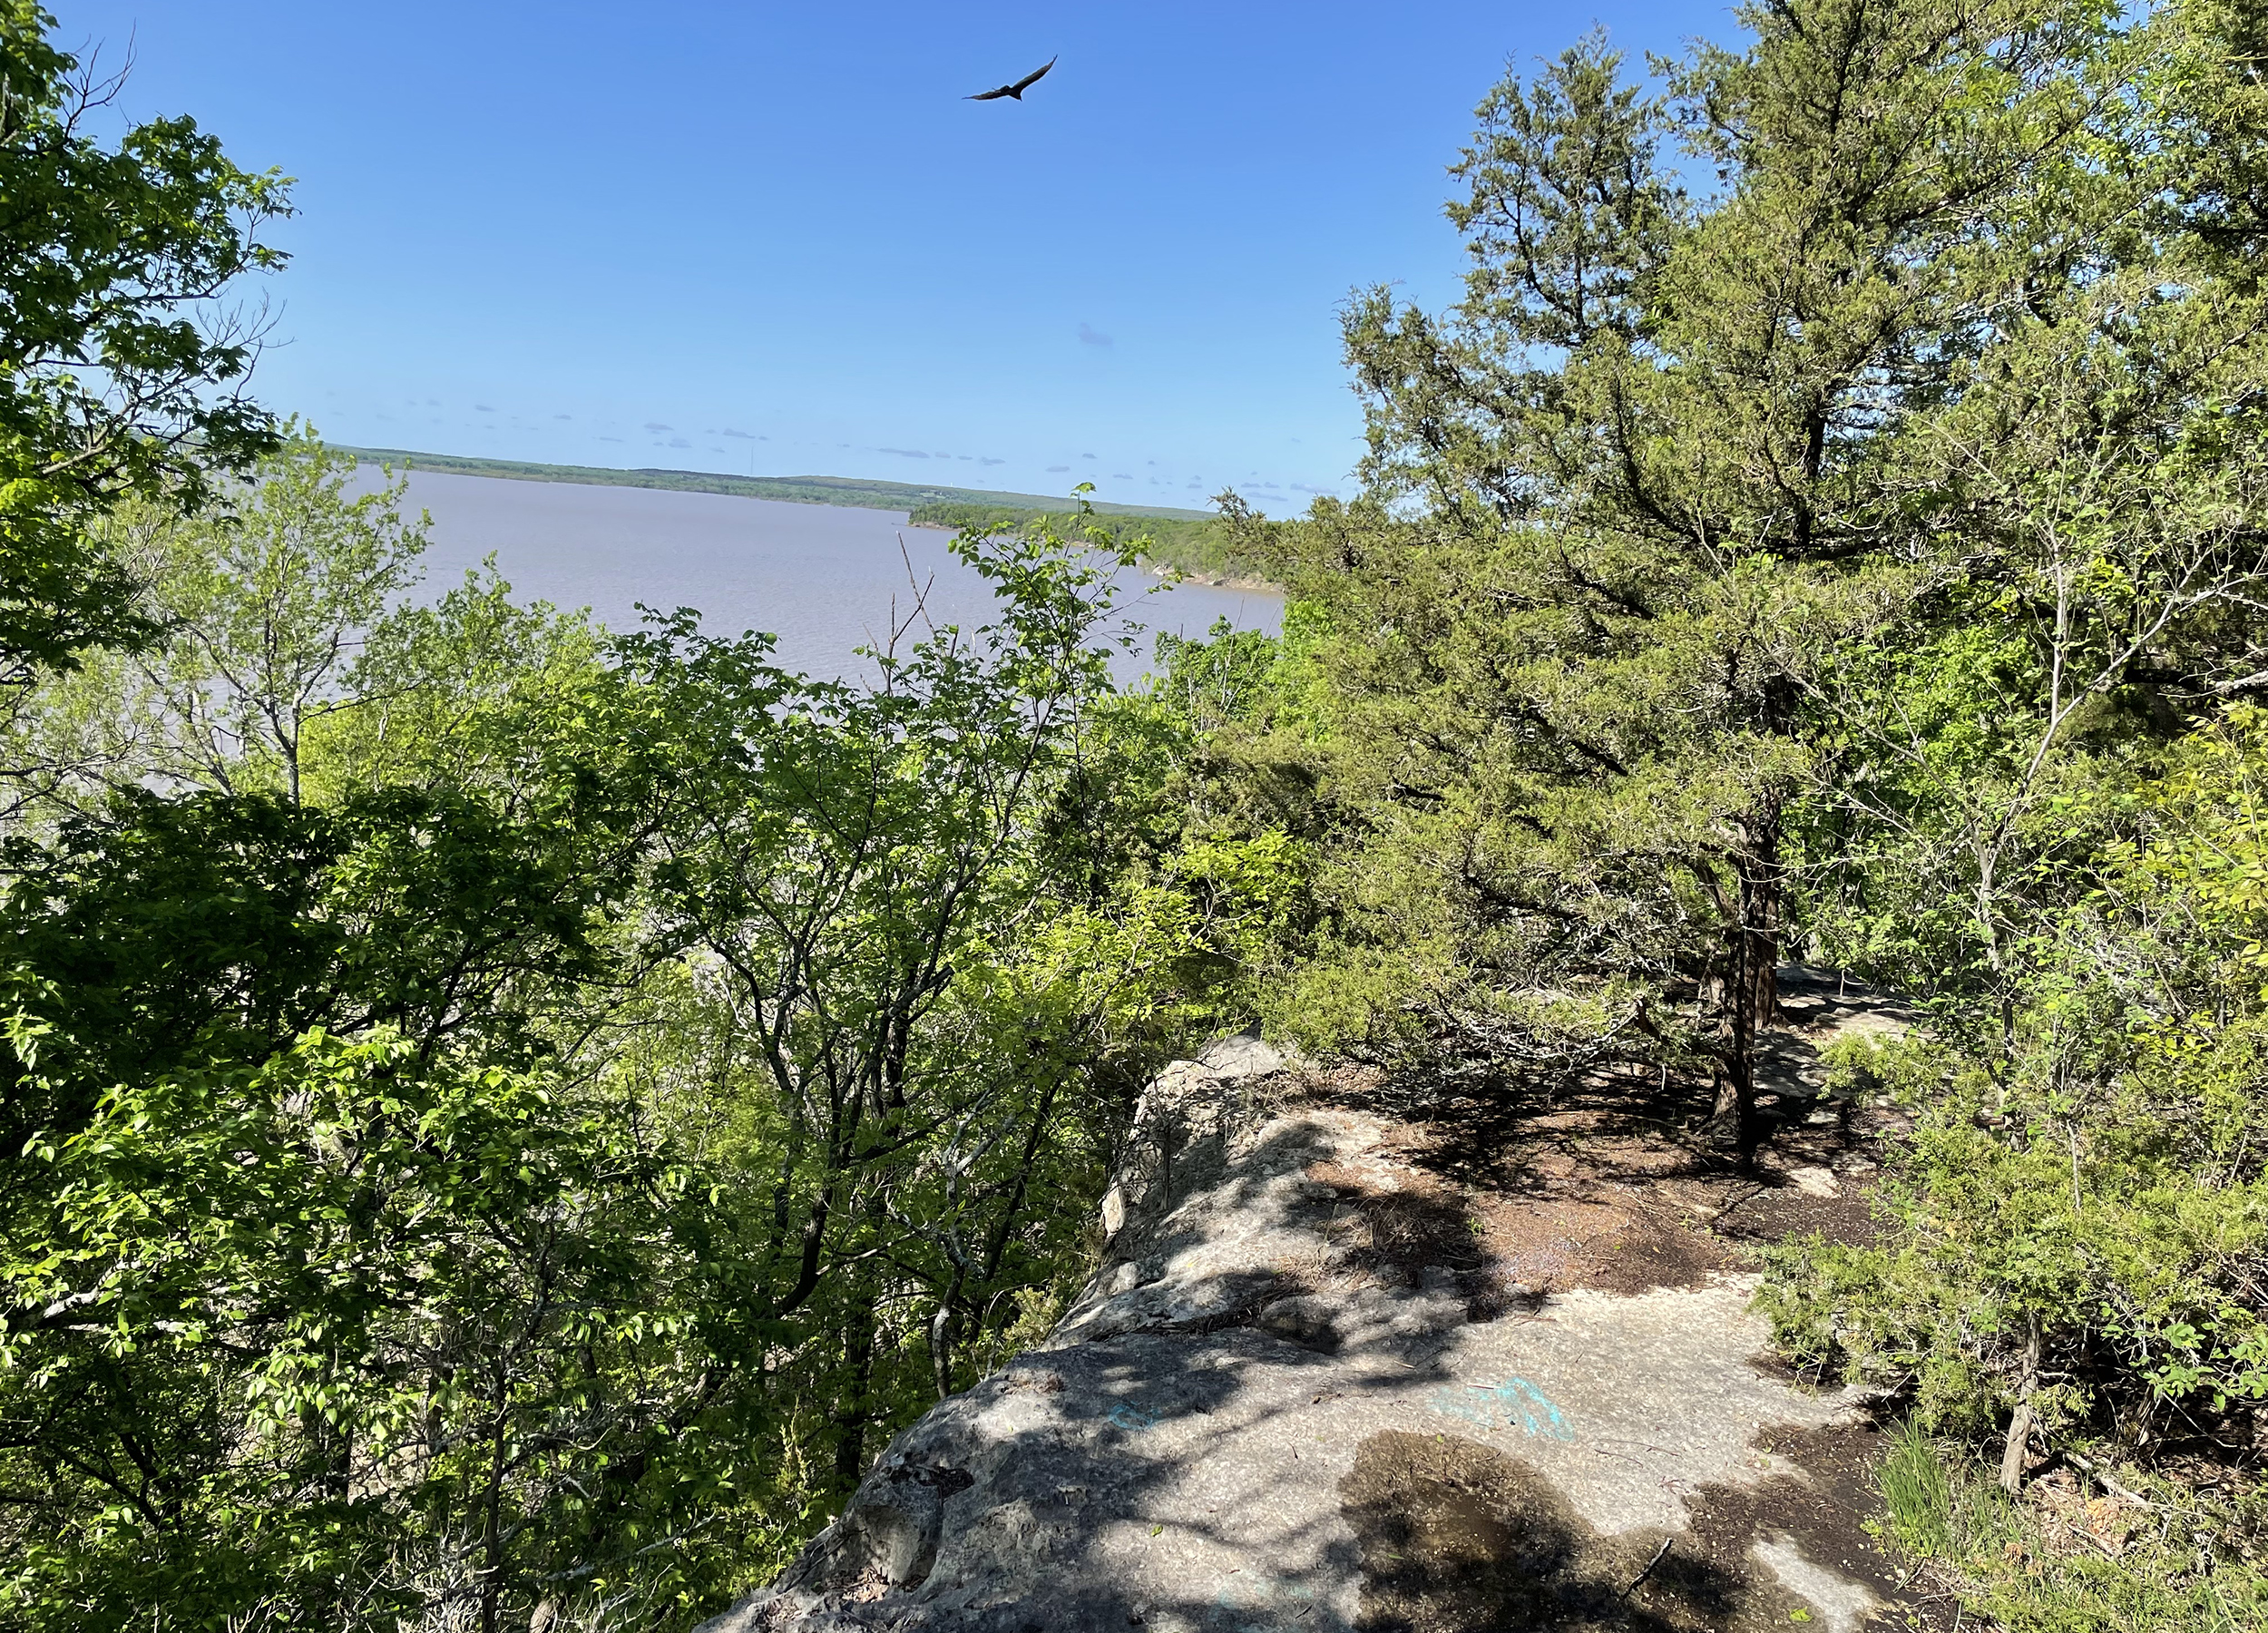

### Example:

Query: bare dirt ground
xmin=1299 ymin=1072 xmax=1772 ymax=1308
xmin=703 ymin=971 xmax=1946 ymax=1633
xmin=1294 ymin=965 xmax=1911 ymax=1312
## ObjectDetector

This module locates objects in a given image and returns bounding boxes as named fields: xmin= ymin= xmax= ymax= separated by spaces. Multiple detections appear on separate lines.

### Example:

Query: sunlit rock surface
xmin=698 ymin=1041 xmax=1899 ymax=1633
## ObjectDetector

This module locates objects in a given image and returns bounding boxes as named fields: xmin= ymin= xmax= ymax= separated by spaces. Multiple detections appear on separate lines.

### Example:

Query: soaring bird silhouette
xmin=966 ymin=56 xmax=1056 ymax=102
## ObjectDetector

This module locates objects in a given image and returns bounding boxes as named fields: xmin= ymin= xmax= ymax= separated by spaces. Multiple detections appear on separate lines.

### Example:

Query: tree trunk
xmin=478 ymin=1412 xmax=509 ymax=1633
xmin=1710 ymin=929 xmax=1763 ymax=1171
xmin=1999 ymin=1315 xmax=2042 ymax=1493
xmin=928 ymin=1300 xmax=956 ymax=1403
xmin=1737 ymin=804 xmax=1783 ymax=1032
xmin=832 ymin=1282 xmax=879 ymax=1494
xmin=1707 ymin=807 xmax=1782 ymax=1169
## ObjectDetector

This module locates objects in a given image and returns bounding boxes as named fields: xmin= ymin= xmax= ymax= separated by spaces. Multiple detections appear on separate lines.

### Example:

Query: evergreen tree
xmin=1256 ymin=1 xmax=2176 ymax=1163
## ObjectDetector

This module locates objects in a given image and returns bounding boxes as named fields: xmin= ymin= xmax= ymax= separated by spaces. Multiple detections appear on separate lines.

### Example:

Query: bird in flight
xmin=966 ymin=56 xmax=1057 ymax=102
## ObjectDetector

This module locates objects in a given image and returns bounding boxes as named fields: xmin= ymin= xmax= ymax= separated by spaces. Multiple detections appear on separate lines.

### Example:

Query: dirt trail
xmin=702 ymin=973 xmax=1934 ymax=1632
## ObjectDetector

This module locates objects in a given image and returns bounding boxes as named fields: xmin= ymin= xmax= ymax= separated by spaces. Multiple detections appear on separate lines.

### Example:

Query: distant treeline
xmin=336 ymin=446 xmax=1212 ymax=523
xmin=906 ymin=502 xmax=1276 ymax=586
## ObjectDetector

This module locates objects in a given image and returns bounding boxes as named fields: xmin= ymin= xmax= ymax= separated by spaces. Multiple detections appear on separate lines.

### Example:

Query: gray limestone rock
xmin=1195 ymin=1030 xmax=1289 ymax=1081
xmin=697 ymin=1057 xmax=1895 ymax=1633
xmin=1255 ymin=1294 xmax=1342 ymax=1353
xmin=1786 ymin=1165 xmax=1843 ymax=1199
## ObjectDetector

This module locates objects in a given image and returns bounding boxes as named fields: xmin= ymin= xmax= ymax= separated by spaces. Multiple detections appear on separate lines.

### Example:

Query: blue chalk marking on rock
xmin=1427 ymin=1375 xmax=1574 ymax=1441
xmin=1108 ymin=1400 xmax=1165 ymax=1432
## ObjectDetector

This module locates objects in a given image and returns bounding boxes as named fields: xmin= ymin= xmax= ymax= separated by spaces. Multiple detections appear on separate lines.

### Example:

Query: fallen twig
xmin=2060 ymin=1446 xmax=2157 ymax=1511
xmin=1708 ymin=1184 xmax=1767 ymax=1224
xmin=1620 ymin=1536 xmax=1674 ymax=1599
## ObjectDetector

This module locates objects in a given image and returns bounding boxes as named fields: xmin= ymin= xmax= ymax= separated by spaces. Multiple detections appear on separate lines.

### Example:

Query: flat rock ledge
xmin=699 ymin=1041 xmax=1893 ymax=1633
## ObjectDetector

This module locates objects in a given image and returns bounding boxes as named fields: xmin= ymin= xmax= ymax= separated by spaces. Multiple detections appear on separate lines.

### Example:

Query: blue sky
xmin=54 ymin=1 xmax=1731 ymax=514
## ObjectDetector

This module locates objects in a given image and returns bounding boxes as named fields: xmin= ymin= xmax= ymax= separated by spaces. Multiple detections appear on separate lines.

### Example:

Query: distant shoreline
xmin=336 ymin=445 xmax=1212 ymax=523
xmin=355 ymin=445 xmax=1284 ymax=595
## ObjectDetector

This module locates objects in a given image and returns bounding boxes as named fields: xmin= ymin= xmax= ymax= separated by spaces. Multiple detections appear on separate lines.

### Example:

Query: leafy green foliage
xmin=0 ymin=773 xmax=689 ymax=1631
xmin=5 ymin=1034 xmax=716 ymax=1631
xmin=1153 ymin=616 xmax=1282 ymax=733
xmin=0 ymin=3 xmax=290 ymax=688
xmin=8 ymin=430 xmax=603 ymax=822
xmin=0 ymin=430 xmax=1273 ymax=1629
xmin=1765 ymin=713 xmax=2268 ymax=1434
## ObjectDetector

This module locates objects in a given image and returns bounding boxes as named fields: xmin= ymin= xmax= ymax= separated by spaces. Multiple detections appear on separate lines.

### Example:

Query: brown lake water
xmin=394 ymin=469 xmax=1283 ymax=684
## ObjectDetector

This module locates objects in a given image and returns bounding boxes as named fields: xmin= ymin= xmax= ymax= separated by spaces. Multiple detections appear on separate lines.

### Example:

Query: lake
xmin=392 ymin=469 xmax=1283 ymax=684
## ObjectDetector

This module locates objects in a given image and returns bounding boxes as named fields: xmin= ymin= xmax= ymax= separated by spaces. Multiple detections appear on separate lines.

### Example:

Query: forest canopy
xmin=3 ymin=1 xmax=2267 ymax=1630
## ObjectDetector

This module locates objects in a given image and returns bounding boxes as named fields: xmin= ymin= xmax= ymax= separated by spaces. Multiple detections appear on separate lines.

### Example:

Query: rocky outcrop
xmin=699 ymin=1037 xmax=1905 ymax=1633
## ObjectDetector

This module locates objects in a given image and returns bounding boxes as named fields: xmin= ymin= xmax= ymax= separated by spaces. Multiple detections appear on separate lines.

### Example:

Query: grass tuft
xmin=1875 ymin=1418 xmax=1953 ymax=1557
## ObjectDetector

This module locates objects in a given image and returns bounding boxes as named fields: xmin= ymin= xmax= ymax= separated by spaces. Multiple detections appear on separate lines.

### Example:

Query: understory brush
xmin=1870 ymin=1424 xmax=2268 ymax=1633
xmin=1763 ymin=712 xmax=2268 ymax=1625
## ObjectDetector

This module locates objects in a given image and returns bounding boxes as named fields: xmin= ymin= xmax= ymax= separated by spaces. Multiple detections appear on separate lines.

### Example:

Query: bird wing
xmin=1010 ymin=55 xmax=1057 ymax=93
xmin=965 ymin=84 xmax=1013 ymax=100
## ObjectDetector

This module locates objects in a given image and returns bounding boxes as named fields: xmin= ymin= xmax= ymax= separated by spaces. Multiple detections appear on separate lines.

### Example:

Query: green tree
xmin=610 ymin=516 xmax=1170 ymax=1478
xmin=0 ymin=3 xmax=289 ymax=693
xmin=0 ymin=778 xmax=669 ymax=1633
xmin=9 ymin=434 xmax=600 ymax=821
xmin=88 ymin=432 xmax=425 ymax=802
xmin=1247 ymin=1 xmax=2175 ymax=1164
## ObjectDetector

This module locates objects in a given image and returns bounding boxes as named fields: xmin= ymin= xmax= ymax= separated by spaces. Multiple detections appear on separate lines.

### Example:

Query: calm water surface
xmin=394 ymin=470 xmax=1282 ymax=683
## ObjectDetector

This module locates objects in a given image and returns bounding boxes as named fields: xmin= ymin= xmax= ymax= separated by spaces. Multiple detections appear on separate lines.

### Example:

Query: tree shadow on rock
xmin=1339 ymin=1431 xmax=1812 ymax=1633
